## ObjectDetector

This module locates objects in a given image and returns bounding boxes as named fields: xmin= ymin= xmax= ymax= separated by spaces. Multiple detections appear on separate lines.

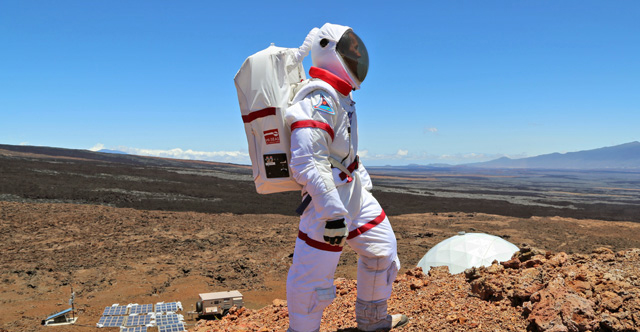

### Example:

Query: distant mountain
xmin=467 ymin=141 xmax=640 ymax=170
xmin=3 ymin=142 xmax=639 ymax=172
xmin=0 ymin=144 xmax=249 ymax=171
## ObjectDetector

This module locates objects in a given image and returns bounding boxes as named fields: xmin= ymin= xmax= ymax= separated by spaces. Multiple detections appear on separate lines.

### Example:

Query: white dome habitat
xmin=417 ymin=232 xmax=520 ymax=275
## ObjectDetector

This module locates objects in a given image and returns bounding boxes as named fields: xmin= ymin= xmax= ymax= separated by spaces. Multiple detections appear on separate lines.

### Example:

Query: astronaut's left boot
xmin=356 ymin=299 xmax=409 ymax=331
xmin=389 ymin=314 xmax=409 ymax=329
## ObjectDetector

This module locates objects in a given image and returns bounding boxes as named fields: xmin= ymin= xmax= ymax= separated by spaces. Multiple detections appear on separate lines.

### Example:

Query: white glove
xmin=324 ymin=218 xmax=348 ymax=247
xmin=294 ymin=27 xmax=319 ymax=63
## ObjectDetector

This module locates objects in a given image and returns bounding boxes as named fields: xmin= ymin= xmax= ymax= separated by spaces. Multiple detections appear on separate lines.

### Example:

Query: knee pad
xmin=288 ymin=285 xmax=336 ymax=315
xmin=388 ymin=256 xmax=400 ymax=284
xmin=310 ymin=286 xmax=336 ymax=314
xmin=288 ymin=286 xmax=335 ymax=332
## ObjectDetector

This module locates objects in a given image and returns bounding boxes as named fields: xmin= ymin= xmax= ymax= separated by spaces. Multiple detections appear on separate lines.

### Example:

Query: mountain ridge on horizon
xmin=2 ymin=141 xmax=639 ymax=171
xmin=462 ymin=141 xmax=640 ymax=170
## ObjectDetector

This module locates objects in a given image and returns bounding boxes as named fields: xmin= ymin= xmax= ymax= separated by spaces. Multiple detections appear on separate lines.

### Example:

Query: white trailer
xmin=196 ymin=290 xmax=243 ymax=317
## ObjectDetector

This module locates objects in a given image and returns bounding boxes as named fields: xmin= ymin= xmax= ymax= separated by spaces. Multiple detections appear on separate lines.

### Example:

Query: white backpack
xmin=234 ymin=33 xmax=316 ymax=194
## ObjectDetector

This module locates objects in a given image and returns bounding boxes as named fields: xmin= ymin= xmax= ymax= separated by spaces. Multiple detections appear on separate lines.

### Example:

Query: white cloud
xmin=424 ymin=127 xmax=438 ymax=134
xmin=89 ymin=143 xmax=105 ymax=151
xmin=359 ymin=149 xmax=413 ymax=161
xmin=113 ymin=145 xmax=251 ymax=164
xmin=19 ymin=142 xmax=29 ymax=146
xmin=359 ymin=149 xmax=510 ymax=166
xmin=91 ymin=144 xmax=516 ymax=167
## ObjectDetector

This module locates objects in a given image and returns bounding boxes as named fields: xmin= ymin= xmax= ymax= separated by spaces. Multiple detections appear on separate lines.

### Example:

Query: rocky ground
xmin=192 ymin=247 xmax=640 ymax=332
xmin=1 ymin=145 xmax=640 ymax=331
xmin=2 ymin=201 xmax=640 ymax=332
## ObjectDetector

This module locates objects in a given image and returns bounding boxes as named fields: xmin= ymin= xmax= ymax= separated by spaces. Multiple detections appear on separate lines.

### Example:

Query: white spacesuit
xmin=285 ymin=23 xmax=408 ymax=332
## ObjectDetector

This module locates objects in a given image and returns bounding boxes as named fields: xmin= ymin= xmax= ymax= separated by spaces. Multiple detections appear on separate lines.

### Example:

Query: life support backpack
xmin=234 ymin=43 xmax=309 ymax=194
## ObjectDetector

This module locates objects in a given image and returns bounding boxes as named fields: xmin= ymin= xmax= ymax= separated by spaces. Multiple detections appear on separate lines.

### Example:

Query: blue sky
xmin=1 ymin=1 xmax=638 ymax=166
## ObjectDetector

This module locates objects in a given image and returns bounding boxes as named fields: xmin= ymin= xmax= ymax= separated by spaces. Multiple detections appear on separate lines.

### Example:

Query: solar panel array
xmin=125 ymin=315 xmax=151 ymax=327
xmin=96 ymin=302 xmax=184 ymax=328
xmin=155 ymin=302 xmax=181 ymax=313
xmin=158 ymin=323 xmax=186 ymax=332
xmin=121 ymin=327 xmax=147 ymax=332
xmin=102 ymin=305 xmax=128 ymax=316
xmin=97 ymin=315 xmax=125 ymax=327
xmin=129 ymin=304 xmax=153 ymax=314
xmin=155 ymin=314 xmax=182 ymax=326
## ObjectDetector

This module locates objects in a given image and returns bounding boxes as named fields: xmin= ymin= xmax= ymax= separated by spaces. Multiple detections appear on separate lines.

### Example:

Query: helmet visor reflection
xmin=336 ymin=30 xmax=369 ymax=85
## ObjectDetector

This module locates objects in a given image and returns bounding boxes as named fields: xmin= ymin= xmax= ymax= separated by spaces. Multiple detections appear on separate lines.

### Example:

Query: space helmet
xmin=311 ymin=23 xmax=369 ymax=90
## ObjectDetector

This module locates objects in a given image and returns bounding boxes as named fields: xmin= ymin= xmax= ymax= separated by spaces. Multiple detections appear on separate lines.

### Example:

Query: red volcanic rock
xmin=464 ymin=248 xmax=640 ymax=332
xmin=220 ymin=247 xmax=640 ymax=332
xmin=272 ymin=299 xmax=287 ymax=307
xmin=190 ymin=248 xmax=640 ymax=331
xmin=600 ymin=291 xmax=624 ymax=312
xmin=567 ymin=279 xmax=592 ymax=296
xmin=523 ymin=254 xmax=546 ymax=268
xmin=547 ymin=252 xmax=568 ymax=267
xmin=501 ymin=257 xmax=521 ymax=269
xmin=409 ymin=278 xmax=425 ymax=290
xmin=528 ymin=278 xmax=597 ymax=332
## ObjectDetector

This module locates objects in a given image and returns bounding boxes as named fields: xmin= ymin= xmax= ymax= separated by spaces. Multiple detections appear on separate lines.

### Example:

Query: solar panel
xmin=121 ymin=327 xmax=147 ymax=332
xmin=97 ymin=315 xmax=125 ymax=327
xmin=102 ymin=305 xmax=128 ymax=316
xmin=125 ymin=315 xmax=151 ymax=327
xmin=155 ymin=314 xmax=182 ymax=326
xmin=129 ymin=304 xmax=153 ymax=314
xmin=157 ymin=323 xmax=185 ymax=332
xmin=155 ymin=302 xmax=181 ymax=313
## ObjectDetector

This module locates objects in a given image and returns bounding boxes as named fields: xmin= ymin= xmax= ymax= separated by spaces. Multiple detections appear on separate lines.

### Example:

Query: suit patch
xmin=313 ymin=94 xmax=335 ymax=115
xmin=264 ymin=128 xmax=280 ymax=145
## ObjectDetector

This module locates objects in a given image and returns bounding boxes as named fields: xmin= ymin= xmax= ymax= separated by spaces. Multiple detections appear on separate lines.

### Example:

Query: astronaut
xmin=284 ymin=23 xmax=409 ymax=332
